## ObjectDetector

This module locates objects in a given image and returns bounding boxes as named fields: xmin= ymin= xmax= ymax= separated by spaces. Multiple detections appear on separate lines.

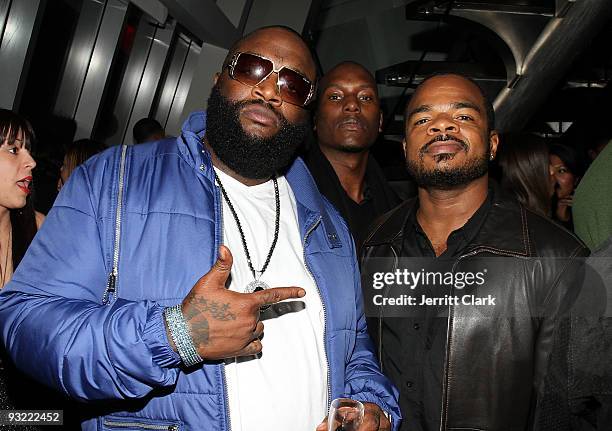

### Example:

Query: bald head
xmin=318 ymin=61 xmax=377 ymax=101
xmin=407 ymin=73 xmax=495 ymax=133
xmin=224 ymin=26 xmax=316 ymax=79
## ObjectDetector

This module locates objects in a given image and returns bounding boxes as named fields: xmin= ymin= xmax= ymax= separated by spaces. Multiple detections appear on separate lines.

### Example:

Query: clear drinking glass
xmin=327 ymin=398 xmax=364 ymax=431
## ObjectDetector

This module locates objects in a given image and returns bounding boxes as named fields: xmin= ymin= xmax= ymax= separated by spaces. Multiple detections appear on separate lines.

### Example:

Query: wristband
xmin=164 ymin=304 xmax=203 ymax=367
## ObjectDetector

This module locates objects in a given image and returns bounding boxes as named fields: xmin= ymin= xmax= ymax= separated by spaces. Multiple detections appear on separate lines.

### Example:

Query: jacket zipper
xmin=214 ymin=175 xmax=232 ymax=431
xmin=221 ymin=364 xmax=232 ymax=431
xmin=439 ymin=246 xmax=524 ymax=431
xmin=102 ymin=144 xmax=128 ymax=305
xmin=302 ymin=216 xmax=331 ymax=409
xmin=103 ymin=420 xmax=178 ymax=431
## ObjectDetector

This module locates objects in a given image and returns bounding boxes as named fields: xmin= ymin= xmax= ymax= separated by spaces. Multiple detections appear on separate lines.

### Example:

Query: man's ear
xmin=402 ymin=138 xmax=407 ymax=158
xmin=378 ymin=110 xmax=384 ymax=133
xmin=213 ymin=72 xmax=220 ymax=85
xmin=489 ymin=130 xmax=500 ymax=159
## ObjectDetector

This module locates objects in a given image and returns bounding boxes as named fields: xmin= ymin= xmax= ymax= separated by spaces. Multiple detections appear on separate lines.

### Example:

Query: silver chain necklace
xmin=215 ymin=172 xmax=280 ymax=293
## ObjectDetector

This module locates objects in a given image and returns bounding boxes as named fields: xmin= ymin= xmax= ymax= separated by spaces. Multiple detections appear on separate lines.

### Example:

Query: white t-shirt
xmin=215 ymin=167 xmax=328 ymax=431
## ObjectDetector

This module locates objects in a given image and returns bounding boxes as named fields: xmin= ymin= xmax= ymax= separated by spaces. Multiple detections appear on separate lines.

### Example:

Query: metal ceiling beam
xmin=555 ymin=0 xmax=576 ymax=17
xmin=315 ymin=0 xmax=406 ymax=31
xmin=413 ymin=2 xmax=551 ymax=92
xmin=494 ymin=0 xmax=612 ymax=132
xmin=130 ymin=0 xmax=168 ymax=24
xmin=237 ymin=0 xmax=255 ymax=35
xmin=376 ymin=61 xmax=506 ymax=86
xmin=159 ymin=0 xmax=239 ymax=48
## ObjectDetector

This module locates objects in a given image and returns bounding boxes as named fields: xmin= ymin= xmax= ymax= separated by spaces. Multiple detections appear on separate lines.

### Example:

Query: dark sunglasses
xmin=227 ymin=52 xmax=316 ymax=107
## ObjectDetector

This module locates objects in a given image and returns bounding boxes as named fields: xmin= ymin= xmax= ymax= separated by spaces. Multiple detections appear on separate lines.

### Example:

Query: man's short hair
xmin=316 ymin=61 xmax=377 ymax=103
xmin=407 ymin=72 xmax=496 ymax=133
xmin=133 ymin=118 xmax=164 ymax=144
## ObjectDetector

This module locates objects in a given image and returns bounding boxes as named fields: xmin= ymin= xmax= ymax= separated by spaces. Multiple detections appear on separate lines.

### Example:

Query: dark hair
xmin=132 ymin=118 xmax=164 ymax=144
xmin=498 ymin=133 xmax=552 ymax=217
xmin=0 ymin=109 xmax=35 ymax=152
xmin=549 ymin=142 xmax=585 ymax=178
xmin=0 ymin=109 xmax=38 ymax=268
xmin=63 ymin=139 xmax=105 ymax=179
xmin=409 ymin=73 xmax=496 ymax=133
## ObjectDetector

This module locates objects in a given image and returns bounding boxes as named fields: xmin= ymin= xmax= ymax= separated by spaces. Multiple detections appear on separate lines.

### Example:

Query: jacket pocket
xmin=101 ymin=416 xmax=181 ymax=431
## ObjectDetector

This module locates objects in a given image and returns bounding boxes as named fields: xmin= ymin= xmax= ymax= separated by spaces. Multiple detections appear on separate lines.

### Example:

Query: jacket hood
xmin=181 ymin=111 xmax=207 ymax=137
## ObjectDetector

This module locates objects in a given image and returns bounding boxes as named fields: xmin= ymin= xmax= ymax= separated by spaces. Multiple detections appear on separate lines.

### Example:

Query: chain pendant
xmin=245 ymin=279 xmax=269 ymax=294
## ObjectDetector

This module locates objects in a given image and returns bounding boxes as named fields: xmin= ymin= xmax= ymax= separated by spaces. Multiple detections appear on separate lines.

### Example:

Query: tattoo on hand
xmin=192 ymin=318 xmax=209 ymax=347
xmin=183 ymin=304 xmax=211 ymax=346
xmin=194 ymin=298 xmax=236 ymax=321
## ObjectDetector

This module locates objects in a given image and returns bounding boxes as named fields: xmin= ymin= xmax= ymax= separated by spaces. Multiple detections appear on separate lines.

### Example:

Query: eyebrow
xmin=325 ymin=82 xmax=376 ymax=90
xmin=2 ymin=138 xmax=23 ymax=146
xmin=453 ymin=101 xmax=481 ymax=113
xmin=406 ymin=104 xmax=433 ymax=119
xmin=406 ymin=101 xmax=482 ymax=119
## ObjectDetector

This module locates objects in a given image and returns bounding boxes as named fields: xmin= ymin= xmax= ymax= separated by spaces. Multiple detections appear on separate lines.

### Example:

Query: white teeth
xmin=17 ymin=180 xmax=31 ymax=189
xmin=340 ymin=118 xmax=362 ymax=126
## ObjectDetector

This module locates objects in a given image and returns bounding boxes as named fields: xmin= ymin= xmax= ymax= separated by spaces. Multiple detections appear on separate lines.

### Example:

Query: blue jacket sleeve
xmin=0 ymin=163 xmax=181 ymax=402
xmin=343 ymin=243 xmax=402 ymax=430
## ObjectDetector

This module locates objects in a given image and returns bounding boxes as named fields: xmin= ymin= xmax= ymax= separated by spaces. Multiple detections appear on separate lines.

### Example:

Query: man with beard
xmin=303 ymin=62 xmax=400 ymax=255
xmin=361 ymin=74 xmax=588 ymax=430
xmin=0 ymin=27 xmax=399 ymax=431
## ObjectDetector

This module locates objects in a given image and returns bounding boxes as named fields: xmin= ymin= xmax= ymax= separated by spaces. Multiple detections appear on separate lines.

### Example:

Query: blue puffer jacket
xmin=0 ymin=112 xmax=400 ymax=430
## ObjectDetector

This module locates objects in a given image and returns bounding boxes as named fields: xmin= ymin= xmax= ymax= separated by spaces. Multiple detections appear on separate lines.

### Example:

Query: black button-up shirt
xmin=382 ymin=191 xmax=493 ymax=431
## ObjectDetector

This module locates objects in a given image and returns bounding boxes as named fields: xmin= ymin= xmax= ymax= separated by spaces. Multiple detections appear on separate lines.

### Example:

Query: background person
xmin=574 ymin=141 xmax=612 ymax=252
xmin=559 ymin=138 xmax=612 ymax=430
xmin=304 ymin=62 xmax=400 ymax=256
xmin=57 ymin=139 xmax=106 ymax=191
xmin=132 ymin=118 xmax=166 ymax=144
xmin=585 ymin=133 xmax=610 ymax=164
xmin=497 ymin=133 xmax=555 ymax=218
xmin=0 ymin=109 xmax=44 ymax=287
xmin=0 ymin=109 xmax=47 ymax=429
xmin=549 ymin=141 xmax=585 ymax=230
xmin=362 ymin=74 xmax=588 ymax=431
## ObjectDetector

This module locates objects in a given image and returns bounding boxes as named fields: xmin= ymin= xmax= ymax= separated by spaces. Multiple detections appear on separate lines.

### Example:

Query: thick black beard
xmin=406 ymin=151 xmax=490 ymax=190
xmin=205 ymin=85 xmax=310 ymax=180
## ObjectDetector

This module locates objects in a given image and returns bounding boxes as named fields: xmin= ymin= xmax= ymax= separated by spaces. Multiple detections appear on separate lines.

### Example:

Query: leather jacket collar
xmin=364 ymin=182 xmax=531 ymax=258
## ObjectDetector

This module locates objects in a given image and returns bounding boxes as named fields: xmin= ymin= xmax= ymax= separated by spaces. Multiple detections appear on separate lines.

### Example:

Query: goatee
xmin=205 ymin=85 xmax=310 ymax=180
xmin=406 ymin=150 xmax=490 ymax=190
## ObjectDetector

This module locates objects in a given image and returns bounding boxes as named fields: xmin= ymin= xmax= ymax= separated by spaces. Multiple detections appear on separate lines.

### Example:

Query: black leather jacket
xmin=362 ymin=190 xmax=589 ymax=431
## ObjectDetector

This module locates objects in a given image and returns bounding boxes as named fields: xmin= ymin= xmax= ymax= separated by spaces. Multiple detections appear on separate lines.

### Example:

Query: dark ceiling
xmin=310 ymin=0 xmax=612 ymax=138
